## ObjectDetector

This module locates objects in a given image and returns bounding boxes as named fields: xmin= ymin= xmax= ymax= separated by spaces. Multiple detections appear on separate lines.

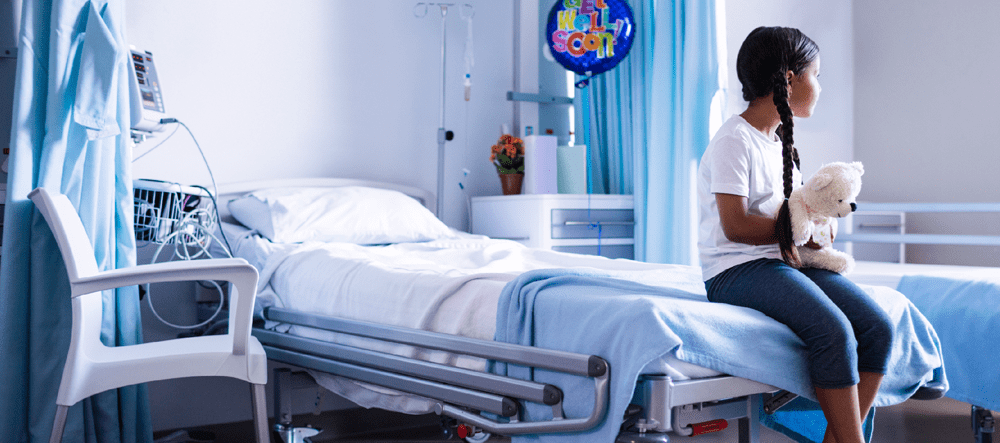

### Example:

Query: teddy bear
xmin=788 ymin=161 xmax=864 ymax=274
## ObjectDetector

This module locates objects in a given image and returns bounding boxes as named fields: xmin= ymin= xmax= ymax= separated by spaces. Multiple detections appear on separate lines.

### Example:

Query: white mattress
xmin=225 ymin=224 xmax=722 ymax=413
xmin=849 ymin=260 xmax=999 ymax=289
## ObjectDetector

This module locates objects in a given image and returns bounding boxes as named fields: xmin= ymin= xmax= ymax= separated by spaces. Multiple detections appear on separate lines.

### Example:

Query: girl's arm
xmin=716 ymin=193 xmax=779 ymax=246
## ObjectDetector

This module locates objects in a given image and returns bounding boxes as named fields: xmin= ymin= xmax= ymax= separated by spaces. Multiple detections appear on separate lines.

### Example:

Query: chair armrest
xmin=74 ymin=258 xmax=260 ymax=355
xmin=72 ymin=258 xmax=257 ymax=297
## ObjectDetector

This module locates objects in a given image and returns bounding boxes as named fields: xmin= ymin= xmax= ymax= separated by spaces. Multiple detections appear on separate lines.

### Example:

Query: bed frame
xmin=211 ymin=179 xmax=938 ymax=443
xmin=253 ymin=307 xmax=784 ymax=442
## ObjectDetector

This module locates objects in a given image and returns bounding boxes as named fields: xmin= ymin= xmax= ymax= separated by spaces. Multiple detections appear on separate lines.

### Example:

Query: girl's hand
xmin=805 ymin=229 xmax=836 ymax=249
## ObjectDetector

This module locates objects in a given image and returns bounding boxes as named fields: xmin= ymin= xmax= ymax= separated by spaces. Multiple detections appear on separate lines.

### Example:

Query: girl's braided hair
xmin=736 ymin=26 xmax=819 ymax=267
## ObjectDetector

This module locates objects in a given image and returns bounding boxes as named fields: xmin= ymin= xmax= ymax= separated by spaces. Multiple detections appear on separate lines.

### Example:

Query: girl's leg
xmin=706 ymin=259 xmax=865 ymax=442
xmin=816 ymin=385 xmax=865 ymax=443
xmin=857 ymin=372 xmax=884 ymax=423
xmin=801 ymin=268 xmax=893 ymax=422
xmin=819 ymin=372 xmax=883 ymax=443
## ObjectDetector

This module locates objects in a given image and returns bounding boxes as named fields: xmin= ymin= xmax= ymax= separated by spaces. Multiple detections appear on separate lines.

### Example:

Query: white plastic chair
xmin=29 ymin=187 xmax=270 ymax=443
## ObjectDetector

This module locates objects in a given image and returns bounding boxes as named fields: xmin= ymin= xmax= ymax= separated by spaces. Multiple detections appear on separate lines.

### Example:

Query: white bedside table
xmin=470 ymin=194 xmax=635 ymax=259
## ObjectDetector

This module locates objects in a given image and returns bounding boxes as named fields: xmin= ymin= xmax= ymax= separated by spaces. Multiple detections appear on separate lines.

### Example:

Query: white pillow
xmin=227 ymin=186 xmax=454 ymax=244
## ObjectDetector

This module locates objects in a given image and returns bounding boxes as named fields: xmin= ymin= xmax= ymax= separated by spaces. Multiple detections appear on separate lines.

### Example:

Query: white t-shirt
xmin=697 ymin=115 xmax=802 ymax=281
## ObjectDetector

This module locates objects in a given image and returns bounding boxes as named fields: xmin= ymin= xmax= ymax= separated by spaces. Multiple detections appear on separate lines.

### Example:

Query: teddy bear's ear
xmin=851 ymin=161 xmax=864 ymax=176
xmin=809 ymin=172 xmax=834 ymax=191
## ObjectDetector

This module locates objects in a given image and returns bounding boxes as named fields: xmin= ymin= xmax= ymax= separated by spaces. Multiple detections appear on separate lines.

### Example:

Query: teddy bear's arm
xmin=791 ymin=210 xmax=813 ymax=246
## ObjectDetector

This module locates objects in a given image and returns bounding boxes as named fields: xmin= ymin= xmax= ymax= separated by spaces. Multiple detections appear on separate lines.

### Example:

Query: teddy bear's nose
xmin=850 ymin=202 xmax=857 ymax=212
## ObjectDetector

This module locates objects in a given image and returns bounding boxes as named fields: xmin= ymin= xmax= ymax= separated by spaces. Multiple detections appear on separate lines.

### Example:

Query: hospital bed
xmin=208 ymin=178 xmax=944 ymax=443
xmin=839 ymin=203 xmax=1000 ymax=443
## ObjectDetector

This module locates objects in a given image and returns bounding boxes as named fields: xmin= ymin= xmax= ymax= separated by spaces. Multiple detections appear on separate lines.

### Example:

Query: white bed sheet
xmin=225 ymin=224 xmax=722 ymax=413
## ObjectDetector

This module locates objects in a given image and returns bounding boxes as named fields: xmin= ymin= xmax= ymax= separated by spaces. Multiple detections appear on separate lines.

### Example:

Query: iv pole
xmin=415 ymin=3 xmax=472 ymax=220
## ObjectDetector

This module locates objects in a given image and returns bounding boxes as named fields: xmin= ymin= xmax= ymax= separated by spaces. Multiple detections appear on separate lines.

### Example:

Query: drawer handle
xmin=494 ymin=236 xmax=530 ymax=241
xmin=563 ymin=221 xmax=635 ymax=226
xmin=857 ymin=223 xmax=903 ymax=228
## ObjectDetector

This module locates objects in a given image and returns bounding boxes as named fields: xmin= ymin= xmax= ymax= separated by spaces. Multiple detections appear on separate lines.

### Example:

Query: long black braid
xmin=736 ymin=26 xmax=817 ymax=267
xmin=772 ymin=71 xmax=801 ymax=267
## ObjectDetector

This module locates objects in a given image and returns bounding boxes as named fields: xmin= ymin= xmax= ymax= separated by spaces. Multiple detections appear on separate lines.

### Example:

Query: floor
xmin=154 ymin=396 xmax=985 ymax=442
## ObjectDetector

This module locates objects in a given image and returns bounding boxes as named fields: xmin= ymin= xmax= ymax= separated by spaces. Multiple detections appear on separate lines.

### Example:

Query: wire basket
xmin=133 ymin=179 xmax=217 ymax=250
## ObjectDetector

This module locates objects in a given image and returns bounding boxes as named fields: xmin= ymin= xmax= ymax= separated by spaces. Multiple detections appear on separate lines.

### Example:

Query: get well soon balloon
xmin=546 ymin=0 xmax=635 ymax=77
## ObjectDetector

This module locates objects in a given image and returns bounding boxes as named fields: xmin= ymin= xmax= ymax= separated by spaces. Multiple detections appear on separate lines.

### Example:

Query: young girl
xmin=697 ymin=27 xmax=893 ymax=443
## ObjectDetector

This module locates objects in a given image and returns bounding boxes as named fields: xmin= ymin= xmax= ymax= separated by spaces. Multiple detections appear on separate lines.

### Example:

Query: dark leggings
xmin=706 ymin=258 xmax=893 ymax=389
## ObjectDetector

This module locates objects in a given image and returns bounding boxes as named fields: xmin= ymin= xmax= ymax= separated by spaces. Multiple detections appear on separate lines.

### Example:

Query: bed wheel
xmin=273 ymin=423 xmax=321 ymax=443
xmin=465 ymin=431 xmax=492 ymax=443
xmin=615 ymin=431 xmax=671 ymax=443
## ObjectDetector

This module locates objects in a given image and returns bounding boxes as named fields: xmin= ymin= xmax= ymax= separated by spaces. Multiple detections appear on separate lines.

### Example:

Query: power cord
xmin=146 ymin=221 xmax=231 ymax=330
xmin=135 ymin=118 xmax=233 ymax=254
xmin=134 ymin=117 xmax=236 ymax=331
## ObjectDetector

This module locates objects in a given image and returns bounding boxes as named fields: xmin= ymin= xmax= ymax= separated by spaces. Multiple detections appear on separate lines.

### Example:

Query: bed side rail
xmin=255 ymin=330 xmax=558 ymax=410
xmin=257 ymin=307 xmax=610 ymax=436
xmin=837 ymin=202 xmax=1000 ymax=246
xmin=263 ymin=307 xmax=607 ymax=377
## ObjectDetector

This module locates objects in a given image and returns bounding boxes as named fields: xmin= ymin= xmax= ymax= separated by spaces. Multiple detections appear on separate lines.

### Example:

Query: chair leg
xmin=50 ymin=405 xmax=70 ymax=443
xmin=251 ymin=383 xmax=270 ymax=443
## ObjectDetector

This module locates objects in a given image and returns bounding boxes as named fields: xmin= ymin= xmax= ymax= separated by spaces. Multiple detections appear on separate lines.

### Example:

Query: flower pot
xmin=498 ymin=173 xmax=524 ymax=195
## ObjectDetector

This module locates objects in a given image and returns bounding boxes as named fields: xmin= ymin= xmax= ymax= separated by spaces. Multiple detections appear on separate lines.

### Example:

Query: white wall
xmin=127 ymin=0 xmax=515 ymax=232
xmin=724 ymin=0 xmax=855 ymax=178
xmin=853 ymin=0 xmax=1000 ymax=266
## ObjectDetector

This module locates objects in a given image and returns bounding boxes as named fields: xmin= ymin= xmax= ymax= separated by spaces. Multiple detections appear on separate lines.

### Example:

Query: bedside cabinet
xmin=470 ymin=194 xmax=635 ymax=259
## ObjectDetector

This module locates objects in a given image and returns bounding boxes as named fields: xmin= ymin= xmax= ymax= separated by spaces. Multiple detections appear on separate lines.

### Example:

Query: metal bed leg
xmin=272 ymin=368 xmax=322 ymax=443
xmin=973 ymin=405 xmax=995 ymax=443
xmin=738 ymin=418 xmax=750 ymax=443
xmin=274 ymin=369 xmax=293 ymax=429
xmin=742 ymin=393 xmax=762 ymax=443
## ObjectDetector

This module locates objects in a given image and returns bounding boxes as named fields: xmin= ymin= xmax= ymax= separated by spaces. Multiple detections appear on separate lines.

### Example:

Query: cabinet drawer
xmin=551 ymin=209 xmax=634 ymax=239
xmin=552 ymin=244 xmax=634 ymax=260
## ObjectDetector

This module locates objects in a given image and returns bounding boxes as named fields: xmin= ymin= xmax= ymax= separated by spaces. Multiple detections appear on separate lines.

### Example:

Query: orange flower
xmin=491 ymin=133 xmax=525 ymax=174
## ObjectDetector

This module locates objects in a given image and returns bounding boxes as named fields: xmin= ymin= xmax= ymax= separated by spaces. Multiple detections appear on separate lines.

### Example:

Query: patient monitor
xmin=128 ymin=48 xmax=171 ymax=136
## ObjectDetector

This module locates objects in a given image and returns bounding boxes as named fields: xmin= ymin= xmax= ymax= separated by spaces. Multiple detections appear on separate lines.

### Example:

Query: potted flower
xmin=490 ymin=134 xmax=525 ymax=195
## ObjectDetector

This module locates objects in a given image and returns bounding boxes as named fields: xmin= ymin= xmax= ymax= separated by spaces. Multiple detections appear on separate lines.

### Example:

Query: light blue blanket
xmin=897 ymin=274 xmax=1000 ymax=411
xmin=492 ymin=268 xmax=946 ymax=443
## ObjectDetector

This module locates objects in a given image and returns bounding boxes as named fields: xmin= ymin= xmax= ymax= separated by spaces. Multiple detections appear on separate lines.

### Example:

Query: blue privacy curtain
xmin=0 ymin=0 xmax=151 ymax=442
xmin=580 ymin=0 xmax=652 ymax=196
xmin=584 ymin=0 xmax=720 ymax=264
xmin=641 ymin=0 xmax=720 ymax=264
